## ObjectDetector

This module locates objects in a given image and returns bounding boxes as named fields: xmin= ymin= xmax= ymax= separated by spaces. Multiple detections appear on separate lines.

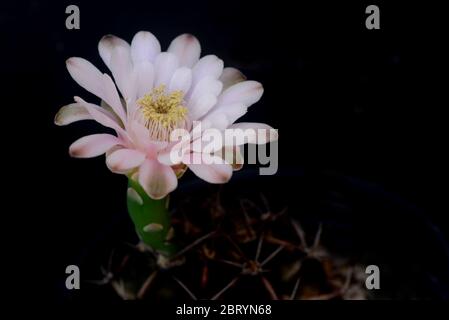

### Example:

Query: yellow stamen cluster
xmin=137 ymin=85 xmax=188 ymax=141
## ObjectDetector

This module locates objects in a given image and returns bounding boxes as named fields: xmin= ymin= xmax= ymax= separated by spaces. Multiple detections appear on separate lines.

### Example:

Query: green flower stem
xmin=127 ymin=178 xmax=176 ymax=256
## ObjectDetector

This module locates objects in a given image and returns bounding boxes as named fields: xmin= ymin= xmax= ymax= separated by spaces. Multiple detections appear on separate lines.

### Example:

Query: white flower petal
xmin=131 ymin=31 xmax=161 ymax=64
xmin=138 ymin=159 xmax=178 ymax=199
xmin=169 ymin=67 xmax=192 ymax=93
xmin=69 ymin=134 xmax=121 ymax=158
xmin=190 ymin=134 xmax=223 ymax=154
xmin=200 ymin=113 xmax=229 ymax=131
xmin=227 ymin=122 xmax=279 ymax=144
xmin=128 ymin=121 xmax=169 ymax=155
xmin=220 ymin=103 xmax=248 ymax=124
xmin=54 ymin=103 xmax=92 ymax=126
xmin=201 ymin=102 xmax=249 ymax=129
xmin=217 ymin=80 xmax=263 ymax=107
xmin=110 ymin=46 xmax=136 ymax=101
xmin=219 ymin=67 xmax=246 ymax=90
xmin=98 ymin=35 xmax=130 ymax=69
xmin=102 ymin=73 xmax=127 ymax=122
xmin=190 ymin=76 xmax=222 ymax=102
xmin=128 ymin=120 xmax=154 ymax=152
xmin=74 ymin=97 xmax=128 ymax=138
xmin=134 ymin=61 xmax=155 ymax=98
xmin=66 ymin=58 xmax=127 ymax=122
xmin=184 ymin=153 xmax=233 ymax=184
xmin=167 ymin=34 xmax=201 ymax=68
xmin=100 ymin=100 xmax=126 ymax=125
xmin=206 ymin=102 xmax=247 ymax=122
xmin=154 ymin=52 xmax=179 ymax=87
xmin=188 ymin=93 xmax=217 ymax=120
xmin=66 ymin=57 xmax=104 ymax=100
xmin=106 ymin=148 xmax=146 ymax=173
xmin=157 ymin=142 xmax=187 ymax=166
xmin=192 ymin=55 xmax=224 ymax=85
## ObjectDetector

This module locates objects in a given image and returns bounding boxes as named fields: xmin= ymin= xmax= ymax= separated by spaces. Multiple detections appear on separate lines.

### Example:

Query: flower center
xmin=136 ymin=85 xmax=189 ymax=141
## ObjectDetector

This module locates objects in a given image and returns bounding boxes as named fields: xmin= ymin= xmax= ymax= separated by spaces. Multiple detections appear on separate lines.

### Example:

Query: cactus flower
xmin=55 ymin=31 xmax=277 ymax=255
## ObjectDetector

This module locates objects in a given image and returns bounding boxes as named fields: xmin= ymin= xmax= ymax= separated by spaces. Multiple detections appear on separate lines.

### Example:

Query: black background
xmin=2 ymin=0 xmax=447 ymax=301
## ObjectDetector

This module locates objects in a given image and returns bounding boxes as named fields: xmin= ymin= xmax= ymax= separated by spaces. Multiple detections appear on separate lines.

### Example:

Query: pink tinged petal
xmin=69 ymin=134 xmax=121 ymax=158
xmin=169 ymin=67 xmax=192 ymax=93
xmin=189 ymin=123 xmax=244 ymax=154
xmin=105 ymin=144 xmax=123 ymax=158
xmin=226 ymin=113 xmax=246 ymax=126
xmin=54 ymin=103 xmax=92 ymax=126
xmin=157 ymin=151 xmax=178 ymax=166
xmin=205 ymin=103 xmax=248 ymax=126
xmin=131 ymin=31 xmax=161 ymax=64
xmin=201 ymin=101 xmax=249 ymax=130
xmin=188 ymin=93 xmax=217 ymax=120
xmin=106 ymin=148 xmax=146 ymax=174
xmin=135 ymin=61 xmax=155 ymax=98
xmin=127 ymin=70 xmax=139 ymax=103
xmin=167 ymin=34 xmax=201 ymax=68
xmin=128 ymin=121 xmax=168 ymax=156
xmin=221 ymin=103 xmax=248 ymax=124
xmin=219 ymin=67 xmax=246 ymax=90
xmin=218 ymin=81 xmax=264 ymax=107
xmin=128 ymin=120 xmax=153 ymax=152
xmin=191 ymin=134 xmax=224 ymax=154
xmin=201 ymin=113 xmax=228 ymax=131
xmin=66 ymin=57 xmax=104 ymax=99
xmin=98 ymin=35 xmax=130 ymax=69
xmin=157 ymin=142 xmax=187 ymax=166
xmin=184 ymin=153 xmax=233 ymax=184
xmin=189 ymin=76 xmax=223 ymax=101
xmin=101 ymin=73 xmax=127 ymax=122
xmin=66 ymin=58 xmax=127 ymax=122
xmin=227 ymin=122 xmax=279 ymax=144
xmin=157 ymin=136 xmax=192 ymax=166
xmin=138 ymin=159 xmax=178 ymax=199
xmin=191 ymin=55 xmax=224 ymax=85
xmin=55 ymin=99 xmax=123 ymax=127
xmin=150 ymin=140 xmax=170 ymax=152
xmin=110 ymin=46 xmax=136 ymax=101
xmin=100 ymin=100 xmax=125 ymax=125
xmin=74 ymin=97 xmax=128 ymax=139
xmin=154 ymin=52 xmax=179 ymax=87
